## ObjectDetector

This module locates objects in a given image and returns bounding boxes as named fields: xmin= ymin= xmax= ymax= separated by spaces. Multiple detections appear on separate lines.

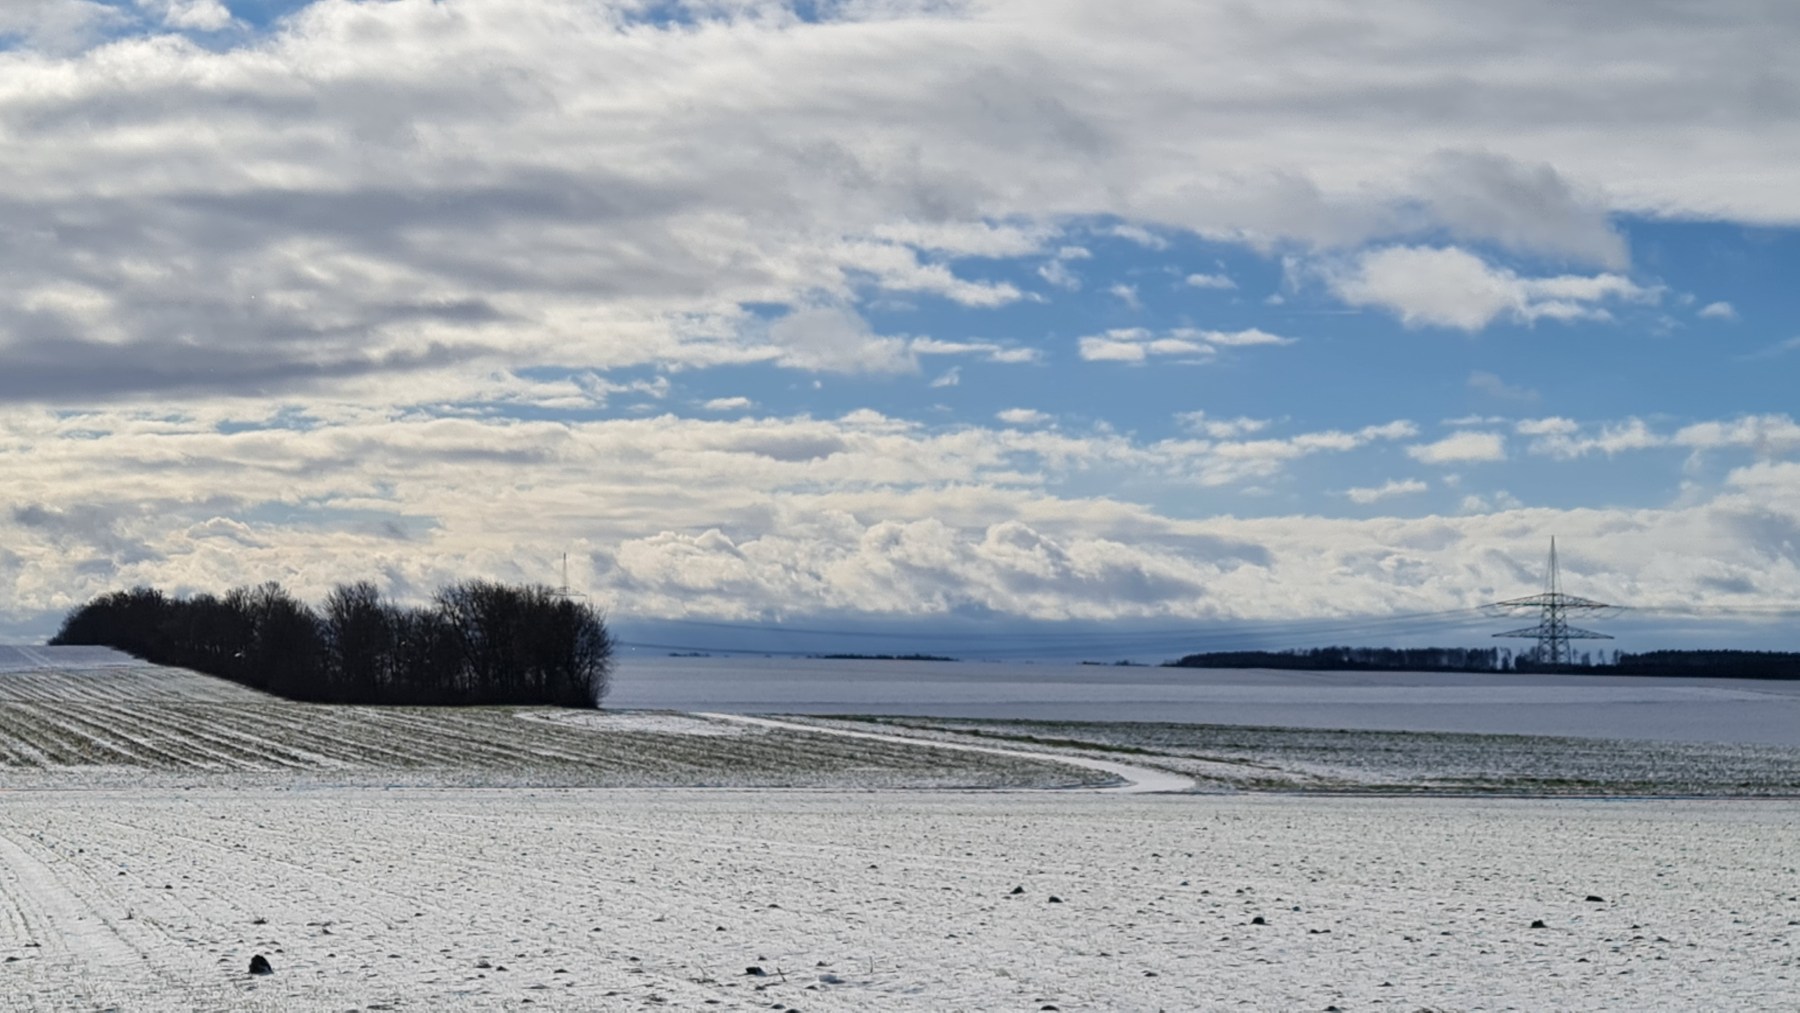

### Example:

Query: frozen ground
xmin=0 ymin=648 xmax=1096 ymax=792
xmin=2 ymin=647 xmax=1797 ymax=1010
xmin=1 ymin=789 xmax=1795 ymax=1011
xmin=825 ymin=716 xmax=1800 ymax=796
xmin=610 ymin=655 xmax=1800 ymax=746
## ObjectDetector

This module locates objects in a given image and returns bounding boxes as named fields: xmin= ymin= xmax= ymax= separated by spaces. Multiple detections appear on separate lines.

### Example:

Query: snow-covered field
xmin=611 ymin=655 xmax=1800 ymax=746
xmin=0 ymin=648 xmax=1094 ymax=791
xmin=3 ymin=647 xmax=1798 ymax=1010
xmin=2 ymin=790 xmax=1795 ymax=1011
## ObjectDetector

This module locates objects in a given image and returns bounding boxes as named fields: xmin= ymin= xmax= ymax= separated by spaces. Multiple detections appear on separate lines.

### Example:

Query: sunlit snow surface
xmin=1 ymin=790 xmax=1795 ymax=1011
xmin=611 ymin=655 xmax=1800 ymax=746
xmin=3 ymin=647 xmax=1798 ymax=1009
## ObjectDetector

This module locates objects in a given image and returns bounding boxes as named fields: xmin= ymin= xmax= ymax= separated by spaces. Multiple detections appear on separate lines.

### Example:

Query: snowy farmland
xmin=2 ymin=646 xmax=1798 ymax=1010
xmin=3 ymin=790 xmax=1797 ymax=1011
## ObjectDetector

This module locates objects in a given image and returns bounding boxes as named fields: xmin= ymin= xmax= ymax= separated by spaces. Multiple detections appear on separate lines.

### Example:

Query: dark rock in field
xmin=1250 ymin=916 xmax=1266 ymax=925
xmin=1010 ymin=885 xmax=1025 ymax=896
xmin=248 ymin=954 xmax=273 ymax=976
xmin=1531 ymin=919 xmax=1548 ymax=929
xmin=1586 ymin=895 xmax=1606 ymax=903
xmin=746 ymin=965 xmax=767 ymax=977
xmin=1047 ymin=896 xmax=1063 ymax=904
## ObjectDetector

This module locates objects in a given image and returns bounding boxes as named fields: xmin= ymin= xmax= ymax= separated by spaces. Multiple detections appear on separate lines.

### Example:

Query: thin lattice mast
xmin=551 ymin=553 xmax=587 ymax=602
xmin=1490 ymin=538 xmax=1614 ymax=667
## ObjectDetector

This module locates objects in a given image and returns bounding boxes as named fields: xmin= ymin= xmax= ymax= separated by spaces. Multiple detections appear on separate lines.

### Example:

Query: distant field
xmin=826 ymin=716 xmax=1800 ymax=797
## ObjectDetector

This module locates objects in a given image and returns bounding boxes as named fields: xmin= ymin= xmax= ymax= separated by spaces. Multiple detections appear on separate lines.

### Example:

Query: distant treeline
xmin=813 ymin=653 xmax=956 ymax=662
xmin=51 ymin=581 xmax=613 ymax=706
xmin=1169 ymin=646 xmax=1800 ymax=679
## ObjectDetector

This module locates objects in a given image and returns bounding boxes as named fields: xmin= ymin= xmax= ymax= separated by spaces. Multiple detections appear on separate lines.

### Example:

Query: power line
xmin=1489 ymin=538 xmax=1614 ymax=666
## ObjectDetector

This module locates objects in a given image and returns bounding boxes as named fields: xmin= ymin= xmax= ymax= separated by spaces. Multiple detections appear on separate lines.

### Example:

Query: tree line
xmin=1168 ymin=645 xmax=1800 ymax=678
xmin=50 ymin=581 xmax=613 ymax=706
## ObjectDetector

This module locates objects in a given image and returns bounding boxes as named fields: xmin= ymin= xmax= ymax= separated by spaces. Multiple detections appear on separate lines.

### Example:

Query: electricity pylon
xmin=550 ymin=553 xmax=587 ymax=602
xmin=1491 ymin=538 xmax=1614 ymax=667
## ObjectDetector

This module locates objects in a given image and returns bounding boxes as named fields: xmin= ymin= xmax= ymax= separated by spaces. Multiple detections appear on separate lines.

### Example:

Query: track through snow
xmin=701 ymin=712 xmax=1197 ymax=793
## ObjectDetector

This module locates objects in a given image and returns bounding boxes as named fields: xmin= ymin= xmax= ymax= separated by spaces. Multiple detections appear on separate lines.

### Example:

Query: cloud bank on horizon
xmin=2 ymin=0 xmax=1798 ymax=644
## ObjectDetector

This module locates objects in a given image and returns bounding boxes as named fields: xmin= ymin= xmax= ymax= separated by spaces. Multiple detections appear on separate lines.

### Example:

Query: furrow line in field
xmin=1 ymin=704 xmax=136 ymax=767
xmin=24 ymin=704 xmax=205 ymax=770
xmin=0 ymin=826 xmax=184 ymax=1006
xmin=85 ymin=703 xmax=328 ymax=771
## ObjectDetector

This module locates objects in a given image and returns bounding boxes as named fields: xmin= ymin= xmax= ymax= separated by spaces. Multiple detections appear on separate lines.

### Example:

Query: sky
xmin=1 ymin=1 xmax=1798 ymax=654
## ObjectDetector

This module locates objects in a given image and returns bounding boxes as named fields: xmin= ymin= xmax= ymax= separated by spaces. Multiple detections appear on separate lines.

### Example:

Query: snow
xmin=0 ymin=789 xmax=1795 ymax=1011
xmin=610 ymin=655 xmax=1800 ymax=746
xmin=703 ymin=713 xmax=1197 ymax=793
xmin=2 ymin=647 xmax=1797 ymax=1009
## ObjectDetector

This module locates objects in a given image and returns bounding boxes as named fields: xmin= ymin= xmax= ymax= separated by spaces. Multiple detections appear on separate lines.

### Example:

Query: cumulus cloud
xmin=1522 ymin=414 xmax=1800 ymax=460
xmin=1408 ymin=431 xmax=1507 ymax=464
xmin=702 ymin=396 xmax=755 ymax=412
xmin=1324 ymin=246 xmax=1658 ymax=331
xmin=1698 ymin=301 xmax=1738 ymax=321
xmin=1107 ymin=225 xmax=1169 ymax=250
xmin=136 ymin=0 xmax=234 ymax=31
xmin=1078 ymin=327 xmax=1294 ymax=363
xmin=996 ymin=408 xmax=1051 ymax=426
xmin=1176 ymin=412 xmax=1270 ymax=440
xmin=1344 ymin=479 xmax=1429 ymax=504
xmin=0 ymin=3 xmax=1790 ymax=403
xmin=5 ymin=400 xmax=1800 ymax=639
xmin=1185 ymin=272 xmax=1237 ymax=290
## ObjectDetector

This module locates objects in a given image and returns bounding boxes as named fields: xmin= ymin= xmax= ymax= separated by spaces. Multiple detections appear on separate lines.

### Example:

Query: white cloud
xmin=1185 ymin=272 xmax=1237 ymax=290
xmin=765 ymin=305 xmax=916 ymax=374
xmin=1038 ymin=245 xmax=1093 ymax=289
xmin=1526 ymin=418 xmax=1664 ymax=459
xmin=1192 ymin=420 xmax=1419 ymax=487
xmin=1467 ymin=370 xmax=1537 ymax=402
xmin=1108 ymin=283 xmax=1141 ymax=310
xmin=1078 ymin=327 xmax=1294 ymax=363
xmin=1740 ymin=336 xmax=1800 ymax=361
xmin=1176 ymin=412 xmax=1270 ymax=440
xmin=1459 ymin=490 xmax=1525 ymax=514
xmin=996 ymin=408 xmax=1051 ymax=426
xmin=1107 ymin=225 xmax=1169 ymax=250
xmin=6 ymin=401 xmax=1800 ymax=637
xmin=1521 ymin=414 xmax=1800 ymax=460
xmin=136 ymin=0 xmax=233 ymax=31
xmin=1698 ymin=301 xmax=1738 ymax=321
xmin=1199 ymin=328 xmax=1294 ymax=348
xmin=0 ymin=1 xmax=127 ymax=52
xmin=1408 ymin=431 xmax=1507 ymax=464
xmin=1344 ymin=479 xmax=1429 ymax=504
xmin=930 ymin=366 xmax=961 ymax=388
xmin=702 ymin=396 xmax=755 ymax=412
xmin=1077 ymin=333 xmax=1150 ymax=363
xmin=1037 ymin=259 xmax=1081 ymax=290
xmin=1515 ymin=416 xmax=1580 ymax=437
xmin=1674 ymin=414 xmax=1800 ymax=456
xmin=1324 ymin=246 xmax=1658 ymax=331
xmin=0 ymin=4 xmax=1788 ymax=402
